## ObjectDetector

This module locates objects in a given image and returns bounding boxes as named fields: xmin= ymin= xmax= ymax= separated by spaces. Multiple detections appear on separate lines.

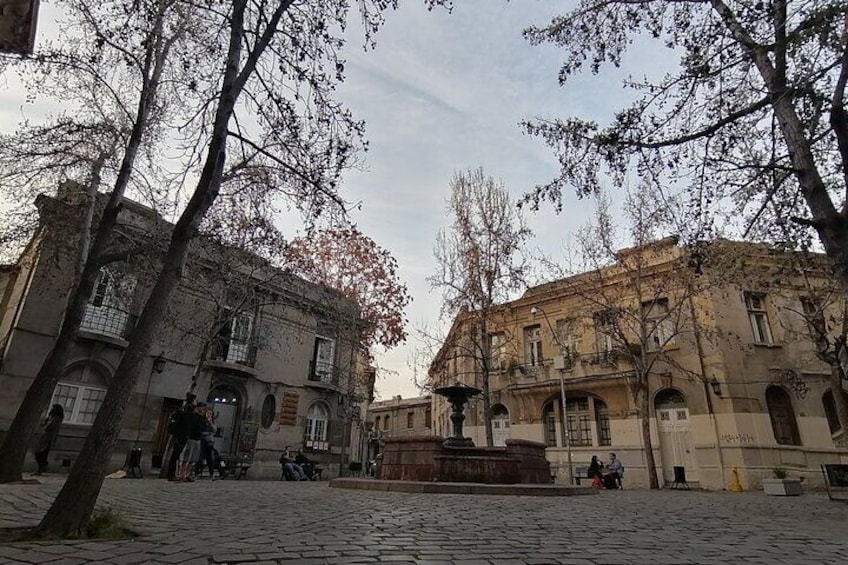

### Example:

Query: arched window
xmin=595 ymin=399 xmax=611 ymax=446
xmin=384 ymin=415 xmax=390 ymax=431
xmin=374 ymin=416 xmax=381 ymax=432
xmin=766 ymin=386 xmax=801 ymax=445
xmin=823 ymin=390 xmax=844 ymax=435
xmin=543 ymin=402 xmax=557 ymax=447
xmin=306 ymin=402 xmax=329 ymax=442
xmin=51 ymin=364 xmax=110 ymax=425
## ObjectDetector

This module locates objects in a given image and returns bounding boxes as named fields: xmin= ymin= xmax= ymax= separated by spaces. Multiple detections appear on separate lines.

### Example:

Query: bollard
xmin=729 ymin=465 xmax=743 ymax=492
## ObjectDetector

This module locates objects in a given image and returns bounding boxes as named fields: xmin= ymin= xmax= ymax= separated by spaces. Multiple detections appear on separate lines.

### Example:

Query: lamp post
xmin=530 ymin=306 xmax=573 ymax=485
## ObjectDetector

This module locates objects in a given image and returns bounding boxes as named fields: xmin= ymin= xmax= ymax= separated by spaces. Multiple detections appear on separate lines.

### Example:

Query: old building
xmin=429 ymin=238 xmax=848 ymax=490
xmin=0 ymin=185 xmax=370 ymax=479
xmin=366 ymin=394 xmax=432 ymax=460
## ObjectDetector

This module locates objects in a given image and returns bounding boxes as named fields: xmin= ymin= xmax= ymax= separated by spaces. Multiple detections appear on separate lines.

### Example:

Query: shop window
xmin=766 ymin=386 xmax=801 ymax=445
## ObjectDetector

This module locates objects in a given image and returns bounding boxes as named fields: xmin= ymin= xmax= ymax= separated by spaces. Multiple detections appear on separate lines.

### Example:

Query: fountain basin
xmin=377 ymin=436 xmax=551 ymax=484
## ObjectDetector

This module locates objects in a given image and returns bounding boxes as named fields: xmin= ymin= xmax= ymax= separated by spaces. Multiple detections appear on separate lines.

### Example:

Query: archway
xmin=207 ymin=384 xmax=243 ymax=456
xmin=654 ymin=388 xmax=697 ymax=484
xmin=491 ymin=404 xmax=510 ymax=447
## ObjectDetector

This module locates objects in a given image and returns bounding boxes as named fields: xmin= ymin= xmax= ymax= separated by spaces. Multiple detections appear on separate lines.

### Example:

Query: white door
xmin=657 ymin=407 xmax=697 ymax=483
xmin=492 ymin=416 xmax=510 ymax=447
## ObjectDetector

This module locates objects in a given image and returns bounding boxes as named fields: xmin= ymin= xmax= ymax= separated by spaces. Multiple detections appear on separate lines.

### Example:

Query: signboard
xmin=0 ymin=0 xmax=39 ymax=54
xmin=279 ymin=390 xmax=299 ymax=426
xmin=237 ymin=420 xmax=258 ymax=462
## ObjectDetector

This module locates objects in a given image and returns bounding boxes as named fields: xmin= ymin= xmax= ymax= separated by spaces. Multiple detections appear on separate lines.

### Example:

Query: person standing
xmin=176 ymin=401 xmax=205 ymax=482
xmin=197 ymin=408 xmax=218 ymax=479
xmin=167 ymin=392 xmax=196 ymax=481
xmin=33 ymin=404 xmax=65 ymax=475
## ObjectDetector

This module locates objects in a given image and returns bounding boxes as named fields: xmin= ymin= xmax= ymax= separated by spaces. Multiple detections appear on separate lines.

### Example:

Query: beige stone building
xmin=429 ymin=238 xmax=848 ymax=490
xmin=366 ymin=395 xmax=432 ymax=460
xmin=0 ymin=186 xmax=371 ymax=479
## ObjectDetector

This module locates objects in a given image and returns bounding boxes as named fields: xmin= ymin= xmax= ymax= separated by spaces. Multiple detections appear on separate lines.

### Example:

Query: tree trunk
xmin=637 ymin=381 xmax=660 ymax=489
xmin=479 ymin=319 xmax=493 ymax=447
xmin=0 ymin=4 xmax=171 ymax=483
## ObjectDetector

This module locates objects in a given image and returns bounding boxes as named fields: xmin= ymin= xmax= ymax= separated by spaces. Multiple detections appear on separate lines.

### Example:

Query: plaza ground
xmin=1 ymin=477 xmax=847 ymax=564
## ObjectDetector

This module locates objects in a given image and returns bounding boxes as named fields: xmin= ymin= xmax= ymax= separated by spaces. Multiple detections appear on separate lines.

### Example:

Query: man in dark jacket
xmin=167 ymin=392 xmax=196 ymax=481
xmin=176 ymin=401 xmax=206 ymax=482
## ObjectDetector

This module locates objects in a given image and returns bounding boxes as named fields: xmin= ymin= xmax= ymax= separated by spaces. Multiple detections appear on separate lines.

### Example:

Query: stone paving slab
xmin=1 ymin=476 xmax=848 ymax=564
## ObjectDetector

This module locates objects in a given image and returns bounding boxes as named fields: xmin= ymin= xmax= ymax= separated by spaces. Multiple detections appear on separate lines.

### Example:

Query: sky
xmin=333 ymin=1 xmax=663 ymax=400
xmin=0 ymin=1 xmax=668 ymax=401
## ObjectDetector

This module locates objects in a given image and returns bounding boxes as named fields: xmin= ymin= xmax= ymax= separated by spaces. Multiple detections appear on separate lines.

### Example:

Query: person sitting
xmin=587 ymin=455 xmax=604 ymax=488
xmin=279 ymin=448 xmax=308 ymax=481
xmin=295 ymin=450 xmax=318 ymax=480
xmin=606 ymin=452 xmax=624 ymax=489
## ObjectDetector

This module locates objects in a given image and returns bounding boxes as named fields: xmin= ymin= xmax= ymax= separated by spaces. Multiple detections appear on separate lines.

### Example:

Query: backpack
xmin=167 ymin=411 xmax=182 ymax=435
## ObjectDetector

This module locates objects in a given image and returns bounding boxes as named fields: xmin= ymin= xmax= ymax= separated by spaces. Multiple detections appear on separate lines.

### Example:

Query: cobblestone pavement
xmin=1 ymin=477 xmax=847 ymax=564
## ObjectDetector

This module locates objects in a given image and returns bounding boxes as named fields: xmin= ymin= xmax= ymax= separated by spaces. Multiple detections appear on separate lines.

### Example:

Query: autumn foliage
xmin=285 ymin=229 xmax=412 ymax=353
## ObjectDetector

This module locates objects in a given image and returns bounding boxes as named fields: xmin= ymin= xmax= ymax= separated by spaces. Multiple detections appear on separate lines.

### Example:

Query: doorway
xmin=207 ymin=385 xmax=242 ymax=456
xmin=153 ymin=397 xmax=183 ymax=468
xmin=655 ymin=388 xmax=697 ymax=483
xmin=491 ymin=404 xmax=510 ymax=447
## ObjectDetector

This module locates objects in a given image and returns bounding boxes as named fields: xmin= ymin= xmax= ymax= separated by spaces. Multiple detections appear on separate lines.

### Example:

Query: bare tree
xmin=521 ymin=1 xmax=848 ymax=298
xmin=428 ymin=167 xmax=532 ymax=446
xmin=0 ymin=0 xmax=190 ymax=483
xmin=31 ymin=0 xmax=451 ymax=538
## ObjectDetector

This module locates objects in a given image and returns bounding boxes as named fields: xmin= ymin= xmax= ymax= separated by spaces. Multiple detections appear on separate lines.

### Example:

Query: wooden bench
xmin=821 ymin=464 xmax=848 ymax=502
xmin=220 ymin=455 xmax=251 ymax=480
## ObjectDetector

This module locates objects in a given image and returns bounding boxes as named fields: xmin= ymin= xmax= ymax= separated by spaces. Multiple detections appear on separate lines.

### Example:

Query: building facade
xmin=366 ymin=394 xmax=432 ymax=461
xmin=0 ymin=186 xmax=370 ymax=479
xmin=429 ymin=238 xmax=848 ymax=490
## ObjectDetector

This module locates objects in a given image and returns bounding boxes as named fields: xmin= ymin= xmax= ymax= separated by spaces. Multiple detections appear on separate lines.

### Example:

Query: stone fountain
xmin=376 ymin=382 xmax=552 ymax=484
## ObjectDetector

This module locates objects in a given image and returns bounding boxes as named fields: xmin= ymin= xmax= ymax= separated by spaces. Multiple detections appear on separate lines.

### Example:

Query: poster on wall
xmin=0 ymin=0 xmax=39 ymax=54
xmin=279 ymin=390 xmax=299 ymax=426
xmin=238 ymin=420 xmax=258 ymax=461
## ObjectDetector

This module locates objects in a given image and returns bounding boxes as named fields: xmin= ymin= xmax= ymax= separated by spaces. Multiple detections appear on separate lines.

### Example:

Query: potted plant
xmin=762 ymin=467 xmax=803 ymax=496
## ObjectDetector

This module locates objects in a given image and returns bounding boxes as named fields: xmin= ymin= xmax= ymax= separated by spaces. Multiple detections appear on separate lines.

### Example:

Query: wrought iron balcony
xmin=308 ymin=360 xmax=338 ymax=385
xmin=80 ymin=305 xmax=135 ymax=340
xmin=210 ymin=336 xmax=258 ymax=367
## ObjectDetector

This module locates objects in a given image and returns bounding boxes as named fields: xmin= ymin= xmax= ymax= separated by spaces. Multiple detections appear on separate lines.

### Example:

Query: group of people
xmin=279 ymin=447 xmax=319 ymax=481
xmin=587 ymin=452 xmax=624 ymax=489
xmin=167 ymin=392 xmax=223 ymax=482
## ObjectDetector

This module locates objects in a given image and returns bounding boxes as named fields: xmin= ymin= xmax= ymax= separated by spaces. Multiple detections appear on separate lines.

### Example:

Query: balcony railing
xmin=80 ymin=305 xmax=134 ymax=340
xmin=210 ymin=336 xmax=258 ymax=367
xmin=308 ymin=360 xmax=337 ymax=385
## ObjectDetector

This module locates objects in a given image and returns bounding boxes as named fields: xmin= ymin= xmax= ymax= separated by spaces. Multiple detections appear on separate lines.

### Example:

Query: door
xmin=492 ymin=417 xmax=510 ymax=447
xmin=657 ymin=407 xmax=697 ymax=483
xmin=153 ymin=398 xmax=183 ymax=468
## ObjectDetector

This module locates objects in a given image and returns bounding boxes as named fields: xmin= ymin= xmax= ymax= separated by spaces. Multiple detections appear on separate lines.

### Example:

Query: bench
xmin=821 ymin=464 xmax=848 ymax=502
xmin=220 ymin=455 xmax=251 ymax=480
xmin=573 ymin=466 xmax=589 ymax=485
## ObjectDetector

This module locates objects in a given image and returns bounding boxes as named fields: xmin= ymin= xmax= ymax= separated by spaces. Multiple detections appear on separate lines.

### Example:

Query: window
xmin=745 ymin=293 xmax=773 ymax=344
xmin=595 ymin=399 xmax=611 ymax=446
xmin=555 ymin=318 xmax=577 ymax=357
xmin=311 ymin=336 xmax=336 ymax=383
xmin=766 ymin=386 xmax=801 ymax=445
xmin=215 ymin=308 xmax=255 ymax=364
xmin=305 ymin=403 xmax=329 ymax=450
xmin=407 ymin=411 xmax=414 ymax=428
xmin=489 ymin=332 xmax=506 ymax=370
xmin=374 ymin=416 xmax=381 ymax=431
xmin=383 ymin=415 xmax=390 ymax=431
xmin=823 ymin=390 xmax=846 ymax=435
xmin=51 ymin=383 xmax=107 ymax=425
xmin=524 ymin=325 xmax=543 ymax=366
xmin=800 ymin=296 xmax=828 ymax=338
xmin=594 ymin=309 xmax=617 ymax=360
xmin=643 ymin=299 xmax=674 ymax=351
xmin=565 ymin=397 xmax=591 ymax=446
xmin=81 ymin=269 xmax=136 ymax=338
xmin=424 ymin=407 xmax=432 ymax=428
xmin=260 ymin=394 xmax=276 ymax=429
xmin=543 ymin=402 xmax=557 ymax=447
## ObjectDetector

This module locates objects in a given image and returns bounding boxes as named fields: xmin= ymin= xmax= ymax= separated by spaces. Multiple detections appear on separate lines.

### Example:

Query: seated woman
xmin=587 ymin=455 xmax=604 ymax=488
xmin=279 ymin=448 xmax=308 ymax=481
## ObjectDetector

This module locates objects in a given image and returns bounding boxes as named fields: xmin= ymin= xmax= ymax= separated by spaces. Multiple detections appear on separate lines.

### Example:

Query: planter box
xmin=762 ymin=478 xmax=803 ymax=496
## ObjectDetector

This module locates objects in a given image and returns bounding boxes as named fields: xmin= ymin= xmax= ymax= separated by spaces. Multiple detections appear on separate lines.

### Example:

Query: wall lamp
xmin=709 ymin=377 xmax=722 ymax=397
xmin=152 ymin=354 xmax=167 ymax=374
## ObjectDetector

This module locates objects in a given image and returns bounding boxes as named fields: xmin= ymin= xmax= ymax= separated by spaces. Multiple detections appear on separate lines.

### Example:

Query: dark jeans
xmin=195 ymin=440 xmax=217 ymax=477
xmin=167 ymin=437 xmax=186 ymax=480
xmin=34 ymin=449 xmax=49 ymax=472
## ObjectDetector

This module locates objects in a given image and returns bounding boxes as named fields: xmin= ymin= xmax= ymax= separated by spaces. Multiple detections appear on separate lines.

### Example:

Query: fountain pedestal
xmin=434 ymin=383 xmax=480 ymax=448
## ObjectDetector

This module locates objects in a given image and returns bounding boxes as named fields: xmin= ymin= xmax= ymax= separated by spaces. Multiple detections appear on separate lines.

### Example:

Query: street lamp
xmin=530 ymin=305 xmax=573 ymax=485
